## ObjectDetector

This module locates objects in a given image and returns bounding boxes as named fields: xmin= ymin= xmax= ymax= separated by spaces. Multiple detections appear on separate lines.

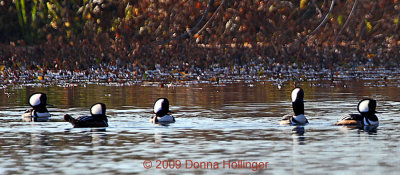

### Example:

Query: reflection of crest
xmin=154 ymin=130 xmax=163 ymax=145
xmin=29 ymin=132 xmax=50 ymax=154
xmin=90 ymin=129 xmax=108 ymax=145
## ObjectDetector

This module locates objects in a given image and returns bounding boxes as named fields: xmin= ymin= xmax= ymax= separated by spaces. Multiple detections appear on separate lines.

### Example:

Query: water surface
xmin=0 ymin=81 xmax=399 ymax=174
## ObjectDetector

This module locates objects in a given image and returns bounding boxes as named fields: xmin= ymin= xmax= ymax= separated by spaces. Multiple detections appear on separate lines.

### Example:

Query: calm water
xmin=0 ymin=80 xmax=399 ymax=174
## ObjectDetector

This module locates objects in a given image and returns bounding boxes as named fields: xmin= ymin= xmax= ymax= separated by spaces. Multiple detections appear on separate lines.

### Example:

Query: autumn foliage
xmin=1 ymin=0 xmax=399 ymax=71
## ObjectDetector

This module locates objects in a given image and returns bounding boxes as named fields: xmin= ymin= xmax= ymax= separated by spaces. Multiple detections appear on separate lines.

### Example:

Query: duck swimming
xmin=334 ymin=98 xmax=379 ymax=127
xmin=22 ymin=92 xmax=51 ymax=122
xmin=150 ymin=98 xmax=175 ymax=123
xmin=64 ymin=103 xmax=109 ymax=128
xmin=280 ymin=87 xmax=309 ymax=125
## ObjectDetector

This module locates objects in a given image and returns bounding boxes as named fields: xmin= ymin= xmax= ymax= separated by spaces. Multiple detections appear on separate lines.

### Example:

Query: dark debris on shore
xmin=1 ymin=59 xmax=400 ymax=89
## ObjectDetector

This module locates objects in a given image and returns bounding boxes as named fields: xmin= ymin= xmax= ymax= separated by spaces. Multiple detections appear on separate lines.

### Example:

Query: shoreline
xmin=1 ymin=63 xmax=399 ymax=88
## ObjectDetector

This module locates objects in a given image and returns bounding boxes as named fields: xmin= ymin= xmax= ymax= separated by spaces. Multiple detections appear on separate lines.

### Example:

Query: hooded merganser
xmin=334 ymin=98 xmax=379 ymax=127
xmin=22 ymin=92 xmax=51 ymax=122
xmin=280 ymin=87 xmax=309 ymax=125
xmin=150 ymin=98 xmax=175 ymax=123
xmin=64 ymin=103 xmax=109 ymax=128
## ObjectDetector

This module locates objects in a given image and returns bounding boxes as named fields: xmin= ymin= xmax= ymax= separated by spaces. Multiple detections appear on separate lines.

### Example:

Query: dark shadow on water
xmin=152 ymin=122 xmax=174 ymax=127
xmin=63 ymin=128 xmax=107 ymax=132
xmin=90 ymin=128 xmax=107 ymax=132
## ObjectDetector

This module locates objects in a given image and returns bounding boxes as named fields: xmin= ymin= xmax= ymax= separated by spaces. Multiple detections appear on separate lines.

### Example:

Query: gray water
xmin=0 ymin=80 xmax=399 ymax=174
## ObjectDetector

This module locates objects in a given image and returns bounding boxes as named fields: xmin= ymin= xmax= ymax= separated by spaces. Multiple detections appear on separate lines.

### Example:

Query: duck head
xmin=90 ymin=103 xmax=107 ymax=121
xmin=29 ymin=92 xmax=48 ymax=112
xmin=291 ymin=87 xmax=304 ymax=116
xmin=358 ymin=99 xmax=377 ymax=117
xmin=153 ymin=98 xmax=171 ymax=117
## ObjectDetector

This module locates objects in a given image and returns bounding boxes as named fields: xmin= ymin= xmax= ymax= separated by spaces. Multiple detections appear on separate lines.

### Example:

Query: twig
xmin=335 ymin=0 xmax=358 ymax=43
xmin=171 ymin=0 xmax=215 ymax=41
xmin=195 ymin=0 xmax=225 ymax=35
xmin=312 ymin=0 xmax=323 ymax=18
xmin=301 ymin=0 xmax=336 ymax=42
xmin=358 ymin=1 xmax=377 ymax=41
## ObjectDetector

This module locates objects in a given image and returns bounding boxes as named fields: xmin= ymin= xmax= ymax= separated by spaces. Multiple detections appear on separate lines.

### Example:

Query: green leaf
xmin=337 ymin=15 xmax=343 ymax=26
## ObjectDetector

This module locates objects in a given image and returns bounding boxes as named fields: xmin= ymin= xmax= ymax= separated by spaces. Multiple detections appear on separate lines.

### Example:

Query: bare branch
xmin=312 ymin=0 xmax=323 ymax=18
xmin=302 ymin=0 xmax=336 ymax=42
xmin=358 ymin=1 xmax=377 ymax=41
xmin=173 ymin=0 xmax=215 ymax=40
xmin=196 ymin=0 xmax=226 ymax=35
xmin=335 ymin=0 xmax=358 ymax=43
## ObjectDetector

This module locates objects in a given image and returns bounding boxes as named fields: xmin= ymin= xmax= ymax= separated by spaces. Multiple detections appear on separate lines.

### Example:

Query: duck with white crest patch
xmin=334 ymin=98 xmax=379 ymax=127
xmin=22 ymin=92 xmax=52 ymax=122
xmin=280 ymin=87 xmax=309 ymax=125
xmin=150 ymin=98 xmax=175 ymax=123
xmin=64 ymin=103 xmax=109 ymax=128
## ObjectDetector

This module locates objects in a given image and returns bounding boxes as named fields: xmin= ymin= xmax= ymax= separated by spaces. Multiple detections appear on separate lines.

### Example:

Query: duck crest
xmin=151 ymin=98 xmax=175 ymax=123
xmin=29 ymin=92 xmax=49 ymax=112
xmin=292 ymin=87 xmax=304 ymax=116
xmin=154 ymin=98 xmax=171 ymax=117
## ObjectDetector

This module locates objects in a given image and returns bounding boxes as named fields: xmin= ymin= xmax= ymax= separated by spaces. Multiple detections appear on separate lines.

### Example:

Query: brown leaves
xmin=0 ymin=0 xmax=399 ymax=72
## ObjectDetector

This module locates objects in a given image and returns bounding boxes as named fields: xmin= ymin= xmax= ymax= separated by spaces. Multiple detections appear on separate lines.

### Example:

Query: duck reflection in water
xmin=27 ymin=132 xmax=50 ymax=154
xmin=89 ymin=129 xmax=108 ymax=146
xmin=338 ymin=124 xmax=378 ymax=135
xmin=153 ymin=130 xmax=164 ymax=145
xmin=63 ymin=128 xmax=108 ymax=146
xmin=292 ymin=126 xmax=306 ymax=145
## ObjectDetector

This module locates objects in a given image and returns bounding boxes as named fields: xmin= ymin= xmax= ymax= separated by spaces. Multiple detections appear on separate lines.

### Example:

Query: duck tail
xmin=64 ymin=114 xmax=76 ymax=124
